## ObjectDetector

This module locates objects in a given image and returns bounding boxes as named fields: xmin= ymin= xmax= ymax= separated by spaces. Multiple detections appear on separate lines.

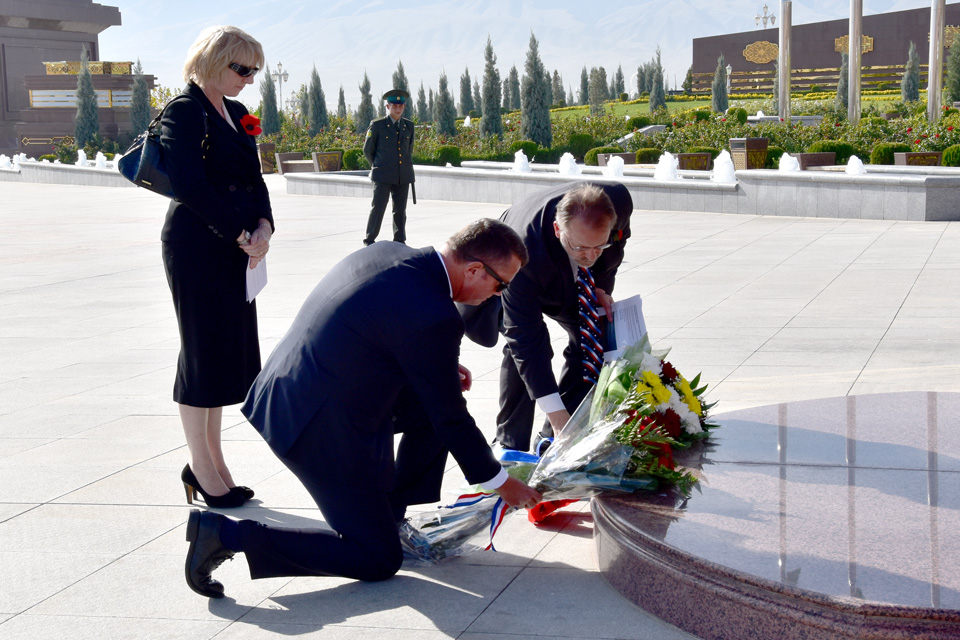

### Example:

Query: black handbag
xmin=118 ymin=95 xmax=207 ymax=199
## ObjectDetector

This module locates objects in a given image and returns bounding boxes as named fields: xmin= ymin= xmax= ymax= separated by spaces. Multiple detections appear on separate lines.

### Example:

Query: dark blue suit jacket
xmin=242 ymin=243 xmax=501 ymax=491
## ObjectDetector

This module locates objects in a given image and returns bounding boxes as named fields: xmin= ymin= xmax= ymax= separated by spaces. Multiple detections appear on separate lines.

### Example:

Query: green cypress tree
xmin=129 ymin=58 xmax=150 ymax=135
xmin=259 ymin=64 xmax=280 ymax=135
xmin=520 ymin=32 xmax=552 ymax=148
xmin=459 ymin=67 xmax=474 ymax=116
xmin=597 ymin=66 xmax=609 ymax=101
xmin=508 ymin=65 xmax=521 ymax=110
xmin=355 ymin=72 xmax=373 ymax=134
xmin=588 ymin=67 xmax=604 ymax=115
xmin=945 ymin=44 xmax=960 ymax=104
xmin=552 ymin=70 xmax=564 ymax=105
xmin=308 ymin=65 xmax=328 ymax=136
xmin=836 ymin=52 xmax=849 ymax=109
xmin=435 ymin=72 xmax=457 ymax=137
xmin=566 ymin=87 xmax=574 ymax=106
xmin=650 ymin=48 xmax=667 ymax=111
xmin=711 ymin=54 xmax=728 ymax=113
xmin=579 ymin=66 xmax=589 ymax=105
xmin=417 ymin=82 xmax=430 ymax=122
xmin=682 ymin=66 xmax=694 ymax=95
xmin=614 ymin=64 xmax=625 ymax=96
xmin=377 ymin=99 xmax=386 ymax=118
xmin=472 ymin=80 xmax=482 ymax=115
xmin=502 ymin=77 xmax=510 ymax=109
xmin=392 ymin=60 xmax=409 ymax=92
xmin=74 ymin=47 xmax=99 ymax=149
xmin=480 ymin=36 xmax=503 ymax=137
xmin=428 ymin=88 xmax=435 ymax=119
xmin=337 ymin=85 xmax=346 ymax=119
xmin=902 ymin=41 xmax=920 ymax=103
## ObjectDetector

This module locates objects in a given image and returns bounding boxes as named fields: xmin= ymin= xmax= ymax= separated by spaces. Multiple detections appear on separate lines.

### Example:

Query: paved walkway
xmin=1 ymin=175 xmax=958 ymax=639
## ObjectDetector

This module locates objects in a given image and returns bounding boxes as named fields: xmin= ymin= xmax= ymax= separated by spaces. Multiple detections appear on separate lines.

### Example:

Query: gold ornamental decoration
xmin=42 ymin=61 xmax=133 ymax=75
xmin=945 ymin=26 xmax=960 ymax=48
xmin=743 ymin=41 xmax=778 ymax=65
xmin=834 ymin=35 xmax=874 ymax=54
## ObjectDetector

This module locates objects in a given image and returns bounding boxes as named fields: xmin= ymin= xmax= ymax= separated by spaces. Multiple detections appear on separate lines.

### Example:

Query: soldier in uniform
xmin=362 ymin=89 xmax=415 ymax=246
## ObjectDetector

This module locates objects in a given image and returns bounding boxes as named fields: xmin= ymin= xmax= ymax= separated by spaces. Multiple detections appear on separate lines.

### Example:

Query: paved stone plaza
xmin=1 ymin=175 xmax=959 ymax=639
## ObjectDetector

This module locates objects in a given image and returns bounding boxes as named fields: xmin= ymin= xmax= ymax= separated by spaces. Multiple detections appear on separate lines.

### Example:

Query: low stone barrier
xmin=0 ymin=162 xmax=133 ymax=188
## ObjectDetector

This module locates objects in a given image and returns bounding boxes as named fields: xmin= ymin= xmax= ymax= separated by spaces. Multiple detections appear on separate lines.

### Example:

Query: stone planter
xmin=597 ymin=152 xmax=637 ymax=167
xmin=729 ymin=137 xmax=768 ymax=170
xmin=795 ymin=152 xmax=836 ymax=170
xmin=676 ymin=153 xmax=712 ymax=171
xmin=894 ymin=151 xmax=942 ymax=166
xmin=882 ymin=112 xmax=903 ymax=120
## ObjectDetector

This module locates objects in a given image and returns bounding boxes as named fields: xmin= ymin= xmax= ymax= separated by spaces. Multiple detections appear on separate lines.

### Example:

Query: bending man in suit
xmin=184 ymin=219 xmax=542 ymax=597
xmin=461 ymin=182 xmax=633 ymax=453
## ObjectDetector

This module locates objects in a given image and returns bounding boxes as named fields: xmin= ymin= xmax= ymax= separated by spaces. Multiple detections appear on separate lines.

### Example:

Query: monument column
xmin=928 ymin=0 xmax=947 ymax=121
xmin=849 ymin=0 xmax=862 ymax=124
xmin=778 ymin=1 xmax=792 ymax=121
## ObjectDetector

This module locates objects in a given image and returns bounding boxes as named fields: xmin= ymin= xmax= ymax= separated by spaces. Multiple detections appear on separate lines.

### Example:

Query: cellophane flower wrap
xmin=399 ymin=334 xmax=718 ymax=564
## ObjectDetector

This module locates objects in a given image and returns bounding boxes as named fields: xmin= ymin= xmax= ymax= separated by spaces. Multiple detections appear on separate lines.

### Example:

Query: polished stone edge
xmin=592 ymin=496 xmax=960 ymax=640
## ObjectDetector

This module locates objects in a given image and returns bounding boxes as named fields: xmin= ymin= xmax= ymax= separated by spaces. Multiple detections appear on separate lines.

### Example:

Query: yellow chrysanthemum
xmin=679 ymin=377 xmax=702 ymax=415
xmin=641 ymin=370 xmax=671 ymax=405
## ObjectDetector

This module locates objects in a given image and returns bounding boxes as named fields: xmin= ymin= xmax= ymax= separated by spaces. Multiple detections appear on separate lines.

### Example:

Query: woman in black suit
xmin=160 ymin=25 xmax=274 ymax=508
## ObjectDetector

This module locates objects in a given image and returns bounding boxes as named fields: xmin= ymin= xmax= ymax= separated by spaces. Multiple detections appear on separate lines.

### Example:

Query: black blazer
xmin=363 ymin=116 xmax=415 ymax=185
xmin=159 ymin=82 xmax=273 ymax=244
xmin=461 ymin=181 xmax=633 ymax=399
xmin=241 ymin=243 xmax=501 ymax=492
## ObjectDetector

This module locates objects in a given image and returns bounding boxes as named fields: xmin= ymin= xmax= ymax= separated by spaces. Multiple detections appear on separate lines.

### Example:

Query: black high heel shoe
xmin=181 ymin=464 xmax=247 ymax=508
xmin=231 ymin=485 xmax=255 ymax=500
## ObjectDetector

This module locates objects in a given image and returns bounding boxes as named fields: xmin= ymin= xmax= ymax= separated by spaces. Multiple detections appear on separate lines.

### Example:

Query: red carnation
xmin=916 ymin=139 xmax=922 ymax=144
xmin=907 ymin=127 xmax=913 ymax=132
xmin=835 ymin=122 xmax=842 ymax=126
xmin=240 ymin=114 xmax=262 ymax=136
xmin=949 ymin=126 xmax=955 ymax=131
xmin=654 ymin=442 xmax=675 ymax=470
xmin=661 ymin=361 xmax=679 ymax=382
xmin=660 ymin=409 xmax=682 ymax=439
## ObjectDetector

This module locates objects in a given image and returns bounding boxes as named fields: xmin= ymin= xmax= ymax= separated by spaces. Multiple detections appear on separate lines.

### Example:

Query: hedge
xmin=584 ymin=146 xmax=624 ymax=166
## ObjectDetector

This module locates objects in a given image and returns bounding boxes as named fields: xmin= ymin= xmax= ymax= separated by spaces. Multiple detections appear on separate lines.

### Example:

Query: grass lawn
xmin=550 ymin=96 xmax=901 ymax=120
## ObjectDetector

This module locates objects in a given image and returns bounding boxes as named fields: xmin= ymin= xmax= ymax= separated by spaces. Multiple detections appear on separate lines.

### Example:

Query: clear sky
xmin=98 ymin=1 xmax=953 ymax=110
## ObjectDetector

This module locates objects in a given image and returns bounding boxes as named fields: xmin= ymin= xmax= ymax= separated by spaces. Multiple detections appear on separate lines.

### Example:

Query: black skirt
xmin=162 ymin=240 xmax=261 ymax=407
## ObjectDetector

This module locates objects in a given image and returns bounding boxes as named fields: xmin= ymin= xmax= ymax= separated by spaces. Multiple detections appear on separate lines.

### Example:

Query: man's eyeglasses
xmin=228 ymin=62 xmax=260 ymax=78
xmin=466 ymin=256 xmax=510 ymax=292
xmin=559 ymin=230 xmax=611 ymax=252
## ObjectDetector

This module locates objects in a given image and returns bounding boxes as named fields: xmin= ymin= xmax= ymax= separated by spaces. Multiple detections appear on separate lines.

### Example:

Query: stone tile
xmin=0 ymin=551 xmax=116 ymax=614
xmin=221 ymin=625 xmax=452 ymax=639
xmin=881 ymin=185 xmax=910 ymax=220
xmin=816 ymin=183 xmax=840 ymax=217
xmin=240 ymin=564 xmax=522 ymax=632
xmin=837 ymin=183 xmax=862 ymax=218
xmin=466 ymin=566 xmax=695 ymax=639
xmin=0 ymin=616 xmax=229 ymax=640
xmin=859 ymin=183 xmax=886 ymax=220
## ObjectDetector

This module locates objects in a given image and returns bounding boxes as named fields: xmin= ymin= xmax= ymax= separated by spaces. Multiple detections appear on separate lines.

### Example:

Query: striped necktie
xmin=578 ymin=266 xmax=603 ymax=385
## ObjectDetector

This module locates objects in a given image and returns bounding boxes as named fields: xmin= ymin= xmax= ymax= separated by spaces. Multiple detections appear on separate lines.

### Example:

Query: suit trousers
xmin=365 ymin=181 xmax=409 ymax=244
xmin=237 ymin=390 xmax=448 ymax=582
xmin=495 ymin=322 xmax=594 ymax=451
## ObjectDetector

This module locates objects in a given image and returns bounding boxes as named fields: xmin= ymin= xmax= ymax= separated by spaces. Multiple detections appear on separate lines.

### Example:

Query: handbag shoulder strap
xmin=148 ymin=94 xmax=209 ymax=137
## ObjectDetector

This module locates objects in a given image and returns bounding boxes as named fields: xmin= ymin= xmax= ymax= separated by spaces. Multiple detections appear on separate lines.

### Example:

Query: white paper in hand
xmin=246 ymin=258 xmax=267 ymax=302
xmin=603 ymin=294 xmax=647 ymax=361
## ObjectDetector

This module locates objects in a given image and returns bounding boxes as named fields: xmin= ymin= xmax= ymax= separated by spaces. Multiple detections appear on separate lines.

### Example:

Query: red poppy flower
xmin=721 ymin=118 xmax=727 ymax=121
xmin=907 ymin=127 xmax=913 ymax=132
xmin=240 ymin=114 xmax=262 ymax=136
xmin=915 ymin=139 xmax=922 ymax=144
xmin=936 ymin=134 xmax=940 ymax=138
xmin=949 ymin=126 xmax=955 ymax=131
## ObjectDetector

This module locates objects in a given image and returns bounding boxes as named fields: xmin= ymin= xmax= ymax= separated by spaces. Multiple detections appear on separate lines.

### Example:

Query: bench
xmin=275 ymin=152 xmax=316 ymax=175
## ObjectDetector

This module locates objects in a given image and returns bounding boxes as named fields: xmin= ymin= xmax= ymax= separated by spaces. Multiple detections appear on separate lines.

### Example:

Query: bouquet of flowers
xmin=399 ymin=335 xmax=718 ymax=564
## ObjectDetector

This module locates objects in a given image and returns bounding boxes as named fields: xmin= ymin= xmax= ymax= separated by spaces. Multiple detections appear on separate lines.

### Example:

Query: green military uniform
xmin=362 ymin=89 xmax=415 ymax=245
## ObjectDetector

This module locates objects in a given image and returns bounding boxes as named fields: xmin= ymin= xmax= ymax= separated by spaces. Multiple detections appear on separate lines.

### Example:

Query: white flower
xmin=639 ymin=352 xmax=662 ymax=377
xmin=667 ymin=388 xmax=702 ymax=434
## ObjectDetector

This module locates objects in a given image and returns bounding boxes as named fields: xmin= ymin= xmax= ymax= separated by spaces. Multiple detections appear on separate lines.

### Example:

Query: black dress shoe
xmin=231 ymin=485 xmax=255 ymax=500
xmin=185 ymin=509 xmax=234 ymax=598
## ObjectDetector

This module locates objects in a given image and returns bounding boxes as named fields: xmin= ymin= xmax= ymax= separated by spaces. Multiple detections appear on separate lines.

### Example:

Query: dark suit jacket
xmin=241 ymin=243 xmax=501 ymax=492
xmin=363 ymin=116 xmax=415 ymax=185
xmin=159 ymin=82 xmax=273 ymax=244
xmin=461 ymin=181 xmax=633 ymax=399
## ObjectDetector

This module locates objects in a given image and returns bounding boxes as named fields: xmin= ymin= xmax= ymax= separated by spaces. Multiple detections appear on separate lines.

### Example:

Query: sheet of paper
xmin=246 ymin=258 xmax=267 ymax=302
xmin=603 ymin=294 xmax=646 ymax=361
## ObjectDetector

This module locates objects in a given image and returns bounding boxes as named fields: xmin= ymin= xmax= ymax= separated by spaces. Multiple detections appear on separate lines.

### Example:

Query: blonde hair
xmin=182 ymin=25 xmax=264 ymax=86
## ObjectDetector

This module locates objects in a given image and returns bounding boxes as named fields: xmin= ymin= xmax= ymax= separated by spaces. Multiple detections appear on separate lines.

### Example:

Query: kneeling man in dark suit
xmin=184 ymin=219 xmax=542 ymax=597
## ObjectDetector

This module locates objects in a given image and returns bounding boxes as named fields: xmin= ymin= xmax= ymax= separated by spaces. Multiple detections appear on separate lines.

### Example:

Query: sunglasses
xmin=466 ymin=256 xmax=510 ymax=292
xmin=228 ymin=62 xmax=260 ymax=78
xmin=559 ymin=229 xmax=612 ymax=252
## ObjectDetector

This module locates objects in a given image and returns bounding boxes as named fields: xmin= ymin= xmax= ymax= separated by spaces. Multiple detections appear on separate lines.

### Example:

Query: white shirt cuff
xmin=536 ymin=393 xmax=565 ymax=414
xmin=479 ymin=467 xmax=509 ymax=491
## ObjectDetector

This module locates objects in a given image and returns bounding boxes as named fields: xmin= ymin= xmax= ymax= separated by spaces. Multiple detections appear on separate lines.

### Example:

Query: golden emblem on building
xmin=835 ymin=35 xmax=874 ymax=54
xmin=944 ymin=26 xmax=960 ymax=48
xmin=743 ymin=41 xmax=778 ymax=64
